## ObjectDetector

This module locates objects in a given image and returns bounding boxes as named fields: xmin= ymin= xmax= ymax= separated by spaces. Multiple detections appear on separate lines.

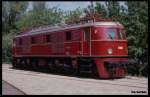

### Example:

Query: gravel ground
xmin=2 ymin=64 xmax=148 ymax=95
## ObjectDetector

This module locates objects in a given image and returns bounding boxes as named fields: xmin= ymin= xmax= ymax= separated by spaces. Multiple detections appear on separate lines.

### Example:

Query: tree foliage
xmin=95 ymin=2 xmax=107 ymax=18
xmin=16 ymin=7 xmax=64 ymax=31
xmin=2 ymin=2 xmax=28 ymax=35
xmin=2 ymin=2 xmax=28 ymax=63
xmin=64 ymin=8 xmax=83 ymax=24
xmin=32 ymin=1 xmax=46 ymax=12
xmin=106 ymin=1 xmax=120 ymax=21
xmin=125 ymin=1 xmax=148 ymax=76
xmin=125 ymin=1 xmax=148 ymax=56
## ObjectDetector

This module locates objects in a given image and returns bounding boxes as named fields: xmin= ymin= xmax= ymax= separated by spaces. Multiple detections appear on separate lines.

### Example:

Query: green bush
xmin=2 ymin=32 xmax=16 ymax=63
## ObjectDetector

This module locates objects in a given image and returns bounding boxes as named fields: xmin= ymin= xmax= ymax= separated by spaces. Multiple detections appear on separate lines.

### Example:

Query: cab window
xmin=106 ymin=29 xmax=116 ymax=40
xmin=106 ymin=28 xmax=126 ymax=40
xmin=118 ymin=29 xmax=126 ymax=39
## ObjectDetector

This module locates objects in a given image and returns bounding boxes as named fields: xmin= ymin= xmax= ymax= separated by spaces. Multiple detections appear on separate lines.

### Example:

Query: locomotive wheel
xmin=29 ymin=59 xmax=35 ymax=70
xmin=47 ymin=59 xmax=57 ymax=73
xmin=38 ymin=59 xmax=48 ymax=71
xmin=70 ymin=67 xmax=78 ymax=76
xmin=70 ymin=59 xmax=78 ymax=76
xmin=23 ymin=59 xmax=28 ymax=69
xmin=19 ymin=59 xmax=24 ymax=69
xmin=21 ymin=59 xmax=27 ymax=69
xmin=20 ymin=60 xmax=24 ymax=68
xmin=47 ymin=62 xmax=53 ymax=72
xmin=31 ymin=59 xmax=39 ymax=70
xmin=25 ymin=58 xmax=30 ymax=69
xmin=15 ymin=58 xmax=20 ymax=68
xmin=12 ymin=58 xmax=17 ymax=68
xmin=18 ymin=58 xmax=26 ymax=69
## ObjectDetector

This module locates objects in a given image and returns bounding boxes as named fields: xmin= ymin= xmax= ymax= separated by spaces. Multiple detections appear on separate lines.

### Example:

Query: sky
xmin=47 ymin=1 xmax=92 ymax=11
xmin=28 ymin=1 xmax=125 ymax=11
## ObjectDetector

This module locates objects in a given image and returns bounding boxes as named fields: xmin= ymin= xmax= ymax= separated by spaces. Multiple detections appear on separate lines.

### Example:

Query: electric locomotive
xmin=12 ymin=15 xmax=133 ymax=78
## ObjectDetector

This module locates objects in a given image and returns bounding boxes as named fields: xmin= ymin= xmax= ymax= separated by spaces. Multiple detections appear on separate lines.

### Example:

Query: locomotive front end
xmin=92 ymin=22 xmax=132 ymax=78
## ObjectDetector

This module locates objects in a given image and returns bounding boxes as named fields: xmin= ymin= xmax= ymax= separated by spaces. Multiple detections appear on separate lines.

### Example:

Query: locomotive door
xmin=82 ymin=27 xmax=91 ymax=56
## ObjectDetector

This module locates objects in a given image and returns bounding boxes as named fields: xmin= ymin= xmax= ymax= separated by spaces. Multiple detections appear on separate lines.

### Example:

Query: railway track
xmin=3 ymin=66 xmax=148 ymax=89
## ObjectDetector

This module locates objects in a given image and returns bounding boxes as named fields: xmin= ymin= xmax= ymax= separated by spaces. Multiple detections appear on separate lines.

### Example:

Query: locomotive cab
xmin=91 ymin=22 xmax=129 ymax=78
xmin=91 ymin=22 xmax=128 ymax=56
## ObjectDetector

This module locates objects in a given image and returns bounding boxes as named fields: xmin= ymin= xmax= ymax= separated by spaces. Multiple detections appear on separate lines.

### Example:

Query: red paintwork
xmin=12 ymin=22 xmax=129 ymax=78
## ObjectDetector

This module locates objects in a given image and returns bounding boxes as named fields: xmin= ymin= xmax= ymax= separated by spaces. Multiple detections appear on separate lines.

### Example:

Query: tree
xmin=105 ymin=1 xmax=120 ymax=21
xmin=16 ymin=7 xmax=64 ymax=31
xmin=2 ymin=1 xmax=29 ymax=63
xmin=124 ymin=1 xmax=148 ymax=58
xmin=126 ymin=1 xmax=148 ymax=49
xmin=95 ymin=2 xmax=107 ymax=18
xmin=2 ymin=1 xmax=28 ymax=35
xmin=64 ymin=8 xmax=83 ymax=24
xmin=32 ymin=1 xmax=46 ymax=12
xmin=125 ymin=1 xmax=148 ymax=76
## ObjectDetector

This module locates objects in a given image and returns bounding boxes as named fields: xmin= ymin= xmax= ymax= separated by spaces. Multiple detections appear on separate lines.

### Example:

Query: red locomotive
xmin=12 ymin=15 xmax=132 ymax=78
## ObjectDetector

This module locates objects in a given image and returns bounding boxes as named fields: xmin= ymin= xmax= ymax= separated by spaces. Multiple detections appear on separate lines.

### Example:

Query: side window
xmin=31 ymin=36 xmax=36 ymax=44
xmin=66 ymin=31 xmax=71 ymax=41
xmin=45 ymin=34 xmax=51 ymax=43
xmin=84 ymin=28 xmax=90 ymax=41
xmin=19 ymin=38 xmax=22 ymax=45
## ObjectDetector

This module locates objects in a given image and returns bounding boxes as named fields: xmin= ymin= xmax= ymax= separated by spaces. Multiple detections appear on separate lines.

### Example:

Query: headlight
xmin=107 ymin=49 xmax=113 ymax=54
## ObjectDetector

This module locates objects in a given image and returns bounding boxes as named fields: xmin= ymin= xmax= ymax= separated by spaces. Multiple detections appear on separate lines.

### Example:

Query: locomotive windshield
xmin=107 ymin=29 xmax=116 ymax=40
xmin=106 ymin=28 xmax=126 ymax=40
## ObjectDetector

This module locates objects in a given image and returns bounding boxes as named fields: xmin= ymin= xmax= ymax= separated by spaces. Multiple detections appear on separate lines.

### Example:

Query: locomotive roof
xmin=15 ymin=22 xmax=123 ymax=38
